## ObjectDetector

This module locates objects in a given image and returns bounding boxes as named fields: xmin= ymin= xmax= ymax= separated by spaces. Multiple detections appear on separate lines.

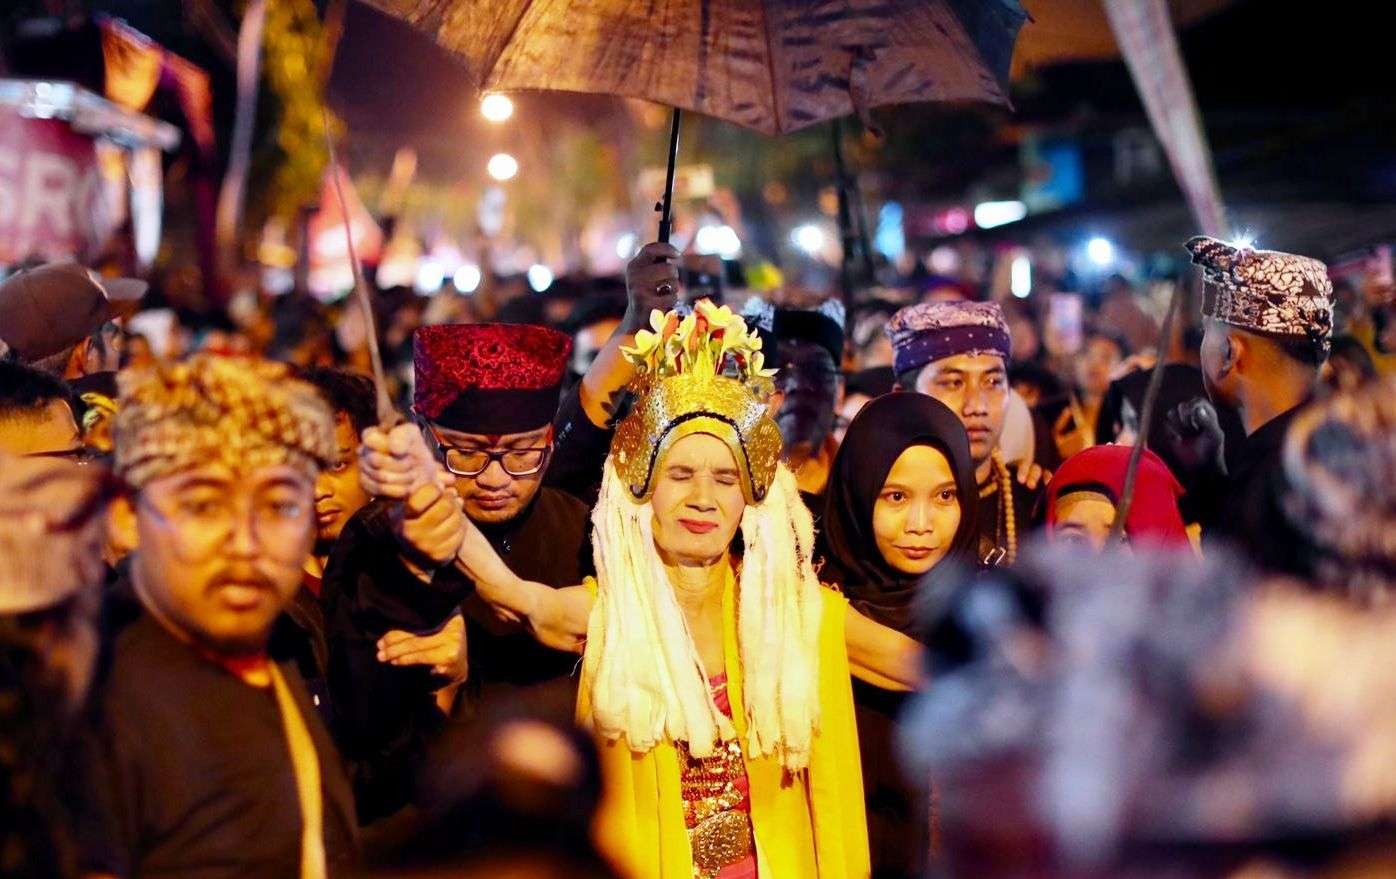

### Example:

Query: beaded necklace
xmin=976 ymin=450 xmax=1018 ymax=565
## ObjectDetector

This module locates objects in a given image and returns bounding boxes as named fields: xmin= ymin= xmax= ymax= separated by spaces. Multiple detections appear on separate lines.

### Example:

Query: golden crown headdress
xmin=612 ymin=299 xmax=782 ymax=503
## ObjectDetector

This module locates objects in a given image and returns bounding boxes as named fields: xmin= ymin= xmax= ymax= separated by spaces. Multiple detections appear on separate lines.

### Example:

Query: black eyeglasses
xmin=427 ymin=428 xmax=550 ymax=477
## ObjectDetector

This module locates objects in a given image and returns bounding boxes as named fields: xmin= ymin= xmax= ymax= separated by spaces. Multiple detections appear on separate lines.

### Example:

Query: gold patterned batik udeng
xmin=113 ymin=354 xmax=336 ymax=489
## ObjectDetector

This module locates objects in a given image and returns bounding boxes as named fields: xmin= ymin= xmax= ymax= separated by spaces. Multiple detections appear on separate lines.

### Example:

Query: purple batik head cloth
xmin=885 ymin=301 xmax=1012 ymax=377
xmin=1185 ymin=236 xmax=1334 ymax=356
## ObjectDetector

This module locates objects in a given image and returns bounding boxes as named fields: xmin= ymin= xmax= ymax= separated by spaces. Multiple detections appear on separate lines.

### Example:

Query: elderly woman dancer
xmin=363 ymin=300 xmax=920 ymax=878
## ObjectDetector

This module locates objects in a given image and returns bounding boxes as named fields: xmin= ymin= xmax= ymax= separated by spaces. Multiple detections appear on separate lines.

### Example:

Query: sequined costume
xmin=581 ymin=301 xmax=870 ymax=878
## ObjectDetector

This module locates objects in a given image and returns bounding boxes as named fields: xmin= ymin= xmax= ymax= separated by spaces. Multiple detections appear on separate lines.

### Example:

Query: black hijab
xmin=819 ymin=392 xmax=979 ymax=634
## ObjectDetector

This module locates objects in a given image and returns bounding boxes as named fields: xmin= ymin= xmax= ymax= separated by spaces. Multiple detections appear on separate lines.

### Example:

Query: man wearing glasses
xmin=321 ymin=322 xmax=591 ymax=820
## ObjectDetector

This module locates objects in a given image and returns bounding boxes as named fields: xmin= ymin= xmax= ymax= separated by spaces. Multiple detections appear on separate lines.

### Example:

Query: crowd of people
xmin=1 ymin=227 xmax=1395 ymax=879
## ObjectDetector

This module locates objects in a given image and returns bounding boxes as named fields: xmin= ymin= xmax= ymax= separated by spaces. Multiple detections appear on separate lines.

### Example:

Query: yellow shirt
xmin=580 ymin=574 xmax=870 ymax=879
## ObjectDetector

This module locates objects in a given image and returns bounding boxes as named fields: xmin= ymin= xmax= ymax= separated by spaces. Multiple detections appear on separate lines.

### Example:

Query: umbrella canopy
xmin=360 ymin=0 xmax=1027 ymax=135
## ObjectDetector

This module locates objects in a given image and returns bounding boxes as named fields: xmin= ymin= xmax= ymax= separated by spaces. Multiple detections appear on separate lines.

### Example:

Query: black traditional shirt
xmin=82 ymin=616 xmax=359 ymax=878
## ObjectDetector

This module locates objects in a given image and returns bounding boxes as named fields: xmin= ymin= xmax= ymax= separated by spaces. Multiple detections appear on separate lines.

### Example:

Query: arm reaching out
xmin=452 ymin=514 xmax=594 ymax=654
xmin=845 ymin=607 xmax=924 ymax=691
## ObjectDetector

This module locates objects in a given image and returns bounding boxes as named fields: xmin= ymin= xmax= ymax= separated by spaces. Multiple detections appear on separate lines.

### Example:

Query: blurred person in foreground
xmin=887 ymin=300 xmax=1046 ymax=565
xmin=370 ymin=717 xmax=618 ymax=878
xmin=1282 ymin=374 xmax=1396 ymax=604
xmin=904 ymin=535 xmax=1396 ymax=878
xmin=1170 ymin=236 xmax=1333 ymax=576
xmin=1321 ymin=334 xmax=1377 ymax=393
xmin=0 ymin=452 xmax=113 ymax=879
xmin=82 ymin=355 xmax=359 ymax=877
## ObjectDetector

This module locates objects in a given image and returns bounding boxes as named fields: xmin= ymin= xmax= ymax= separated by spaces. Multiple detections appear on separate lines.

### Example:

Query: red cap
xmin=413 ymin=323 xmax=572 ymax=434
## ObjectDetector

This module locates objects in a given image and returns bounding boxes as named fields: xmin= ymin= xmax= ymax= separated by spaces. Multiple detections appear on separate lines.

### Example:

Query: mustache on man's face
xmin=205 ymin=565 xmax=278 ymax=595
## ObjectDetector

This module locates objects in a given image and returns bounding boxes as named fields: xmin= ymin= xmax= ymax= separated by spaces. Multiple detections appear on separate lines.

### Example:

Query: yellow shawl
xmin=580 ymin=572 xmax=870 ymax=878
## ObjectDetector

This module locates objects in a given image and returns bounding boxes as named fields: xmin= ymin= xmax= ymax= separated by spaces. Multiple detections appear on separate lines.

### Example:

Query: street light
xmin=486 ymin=152 xmax=518 ymax=182
xmin=480 ymin=93 xmax=514 ymax=123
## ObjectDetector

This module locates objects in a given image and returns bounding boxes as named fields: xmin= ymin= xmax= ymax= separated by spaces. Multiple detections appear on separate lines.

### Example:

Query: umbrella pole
xmin=656 ymin=108 xmax=683 ymax=243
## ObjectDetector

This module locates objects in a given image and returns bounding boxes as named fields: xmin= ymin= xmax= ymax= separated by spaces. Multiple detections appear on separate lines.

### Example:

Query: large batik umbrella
xmin=359 ymin=0 xmax=1027 ymax=239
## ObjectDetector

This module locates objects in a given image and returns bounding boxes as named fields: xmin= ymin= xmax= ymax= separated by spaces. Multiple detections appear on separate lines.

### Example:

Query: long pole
xmin=1106 ymin=277 xmax=1185 ymax=544
xmin=656 ymin=108 xmax=683 ymax=244
xmin=321 ymin=107 xmax=396 ymax=426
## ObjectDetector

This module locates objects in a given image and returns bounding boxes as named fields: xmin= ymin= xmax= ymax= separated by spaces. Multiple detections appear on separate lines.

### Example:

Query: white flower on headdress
xmin=623 ymin=308 xmax=680 ymax=374
xmin=622 ymin=299 xmax=778 ymax=382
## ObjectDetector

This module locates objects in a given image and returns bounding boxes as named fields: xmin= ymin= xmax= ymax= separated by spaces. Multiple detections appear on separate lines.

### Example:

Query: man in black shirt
xmin=322 ymin=322 xmax=589 ymax=818
xmin=85 ymin=355 xmax=358 ymax=877
xmin=1178 ymin=236 xmax=1335 ymax=576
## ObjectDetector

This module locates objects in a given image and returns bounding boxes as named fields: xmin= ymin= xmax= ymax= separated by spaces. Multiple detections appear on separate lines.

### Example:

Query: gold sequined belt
xmin=690 ymin=808 xmax=754 ymax=879
xmin=679 ymin=736 xmax=754 ymax=878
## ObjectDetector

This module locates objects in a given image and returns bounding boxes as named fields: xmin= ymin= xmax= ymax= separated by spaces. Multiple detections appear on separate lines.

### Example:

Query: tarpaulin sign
xmin=0 ymin=108 xmax=116 ymax=265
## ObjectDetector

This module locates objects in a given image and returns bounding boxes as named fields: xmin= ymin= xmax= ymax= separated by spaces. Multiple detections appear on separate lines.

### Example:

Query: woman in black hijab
xmin=820 ymin=392 xmax=978 ymax=879
xmin=822 ymin=392 xmax=979 ymax=631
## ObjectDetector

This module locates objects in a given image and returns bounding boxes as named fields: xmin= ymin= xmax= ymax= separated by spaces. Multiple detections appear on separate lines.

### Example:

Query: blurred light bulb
xmin=1086 ymin=236 xmax=1115 ymax=267
xmin=1011 ymin=254 xmax=1032 ymax=298
xmin=453 ymin=263 xmax=481 ymax=293
xmin=487 ymin=152 xmax=518 ymax=182
xmin=480 ymin=93 xmax=514 ymax=123
xmin=694 ymin=224 xmax=742 ymax=260
xmin=791 ymin=223 xmax=826 ymax=255
xmin=415 ymin=260 xmax=445 ymax=294
xmin=527 ymin=263 xmax=554 ymax=292
xmin=615 ymin=232 xmax=638 ymax=260
xmin=973 ymin=200 xmax=1027 ymax=229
